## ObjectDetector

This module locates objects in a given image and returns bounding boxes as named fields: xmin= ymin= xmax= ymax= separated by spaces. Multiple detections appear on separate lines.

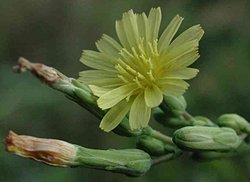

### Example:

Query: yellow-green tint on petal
xmin=145 ymin=84 xmax=163 ymax=107
xmin=97 ymin=83 xmax=137 ymax=110
xmin=170 ymin=24 xmax=204 ymax=48
xmin=159 ymin=79 xmax=189 ymax=96
xmin=100 ymin=99 xmax=132 ymax=132
xmin=79 ymin=70 xmax=122 ymax=88
xmin=158 ymin=15 xmax=183 ymax=54
xmin=161 ymin=40 xmax=199 ymax=61
xmin=147 ymin=7 xmax=161 ymax=43
xmin=80 ymin=50 xmax=117 ymax=71
xmin=96 ymin=34 xmax=122 ymax=58
xmin=129 ymin=93 xmax=151 ymax=130
xmin=163 ymin=68 xmax=199 ymax=80
xmin=88 ymin=85 xmax=113 ymax=97
xmin=120 ymin=10 xmax=140 ymax=50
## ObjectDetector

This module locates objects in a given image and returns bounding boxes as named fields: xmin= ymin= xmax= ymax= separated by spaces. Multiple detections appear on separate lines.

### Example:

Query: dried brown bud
xmin=5 ymin=131 xmax=77 ymax=167
xmin=13 ymin=57 xmax=65 ymax=84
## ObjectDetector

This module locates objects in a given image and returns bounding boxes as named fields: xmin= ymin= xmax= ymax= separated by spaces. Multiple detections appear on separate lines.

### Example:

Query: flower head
xmin=79 ymin=7 xmax=204 ymax=132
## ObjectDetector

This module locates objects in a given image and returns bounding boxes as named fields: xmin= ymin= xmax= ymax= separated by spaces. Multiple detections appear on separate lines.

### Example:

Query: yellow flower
xmin=79 ymin=7 xmax=204 ymax=132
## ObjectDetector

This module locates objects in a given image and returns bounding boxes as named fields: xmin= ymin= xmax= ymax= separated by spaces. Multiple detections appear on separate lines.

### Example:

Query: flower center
xmin=115 ymin=39 xmax=160 ymax=88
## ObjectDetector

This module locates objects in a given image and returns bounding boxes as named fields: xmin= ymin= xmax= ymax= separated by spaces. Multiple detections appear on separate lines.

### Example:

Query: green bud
xmin=173 ymin=126 xmax=242 ymax=151
xmin=217 ymin=114 xmax=250 ymax=134
xmin=153 ymin=108 xmax=191 ymax=128
xmin=136 ymin=136 xmax=166 ymax=156
xmin=160 ymin=96 xmax=187 ymax=116
xmin=73 ymin=147 xmax=152 ymax=177
xmin=193 ymin=116 xmax=215 ymax=127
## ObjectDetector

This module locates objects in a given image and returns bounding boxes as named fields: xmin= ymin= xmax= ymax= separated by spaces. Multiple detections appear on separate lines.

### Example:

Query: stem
xmin=149 ymin=129 xmax=174 ymax=145
xmin=182 ymin=111 xmax=194 ymax=121
xmin=152 ymin=153 xmax=174 ymax=166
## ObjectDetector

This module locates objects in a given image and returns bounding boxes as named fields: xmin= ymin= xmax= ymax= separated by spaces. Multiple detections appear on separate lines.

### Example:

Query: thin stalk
xmin=149 ymin=129 xmax=174 ymax=145
xmin=182 ymin=111 xmax=194 ymax=121
xmin=152 ymin=153 xmax=174 ymax=166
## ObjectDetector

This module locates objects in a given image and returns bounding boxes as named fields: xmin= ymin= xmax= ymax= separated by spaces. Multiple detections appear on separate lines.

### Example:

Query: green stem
xmin=182 ymin=111 xmax=195 ymax=121
xmin=152 ymin=153 xmax=174 ymax=166
xmin=148 ymin=129 xmax=174 ymax=145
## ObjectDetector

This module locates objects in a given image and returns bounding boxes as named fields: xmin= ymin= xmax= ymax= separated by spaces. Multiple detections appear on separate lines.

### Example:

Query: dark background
xmin=1 ymin=0 xmax=250 ymax=181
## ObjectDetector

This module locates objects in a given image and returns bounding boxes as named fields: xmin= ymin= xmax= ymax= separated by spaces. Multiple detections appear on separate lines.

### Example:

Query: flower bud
xmin=173 ymin=126 xmax=241 ymax=151
xmin=193 ymin=116 xmax=215 ymax=127
xmin=5 ymin=131 xmax=151 ymax=177
xmin=5 ymin=131 xmax=77 ymax=167
xmin=160 ymin=96 xmax=187 ymax=116
xmin=217 ymin=114 xmax=250 ymax=134
xmin=136 ymin=136 xmax=166 ymax=156
xmin=153 ymin=108 xmax=190 ymax=128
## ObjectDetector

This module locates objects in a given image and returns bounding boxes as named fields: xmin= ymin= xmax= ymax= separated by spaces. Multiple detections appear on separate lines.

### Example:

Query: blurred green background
xmin=1 ymin=0 xmax=250 ymax=181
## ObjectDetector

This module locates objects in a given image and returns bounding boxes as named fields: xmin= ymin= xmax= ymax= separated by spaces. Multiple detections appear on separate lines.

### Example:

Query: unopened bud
xmin=193 ymin=116 xmax=215 ymax=127
xmin=153 ymin=108 xmax=190 ymax=128
xmin=160 ymin=96 xmax=187 ymax=116
xmin=173 ymin=126 xmax=241 ymax=151
xmin=5 ymin=131 xmax=151 ymax=177
xmin=5 ymin=131 xmax=77 ymax=167
xmin=136 ymin=136 xmax=166 ymax=156
xmin=217 ymin=114 xmax=250 ymax=134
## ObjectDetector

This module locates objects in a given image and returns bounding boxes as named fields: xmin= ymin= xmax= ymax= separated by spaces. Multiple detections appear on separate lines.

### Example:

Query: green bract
xmin=79 ymin=7 xmax=204 ymax=132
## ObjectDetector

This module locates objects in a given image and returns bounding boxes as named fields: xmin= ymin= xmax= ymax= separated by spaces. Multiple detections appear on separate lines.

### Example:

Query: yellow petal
xmin=97 ymin=83 xmax=137 ymax=109
xmin=159 ymin=79 xmax=189 ymax=96
xmin=166 ymin=51 xmax=200 ymax=70
xmin=158 ymin=15 xmax=183 ymax=54
xmin=100 ymin=99 xmax=132 ymax=132
xmin=147 ymin=7 xmax=162 ymax=43
xmin=78 ymin=70 xmax=122 ymax=87
xmin=121 ymin=10 xmax=140 ymax=49
xmin=136 ymin=13 xmax=148 ymax=40
xmin=129 ymin=92 xmax=151 ymax=130
xmin=145 ymin=84 xmax=163 ymax=107
xmin=88 ymin=85 xmax=112 ymax=97
xmin=116 ymin=9 xmax=141 ymax=50
xmin=80 ymin=50 xmax=117 ymax=71
xmin=96 ymin=34 xmax=122 ymax=58
xmin=162 ymin=40 xmax=199 ymax=61
xmin=158 ymin=51 xmax=199 ymax=76
xmin=170 ymin=24 xmax=204 ymax=48
xmin=164 ymin=68 xmax=199 ymax=80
